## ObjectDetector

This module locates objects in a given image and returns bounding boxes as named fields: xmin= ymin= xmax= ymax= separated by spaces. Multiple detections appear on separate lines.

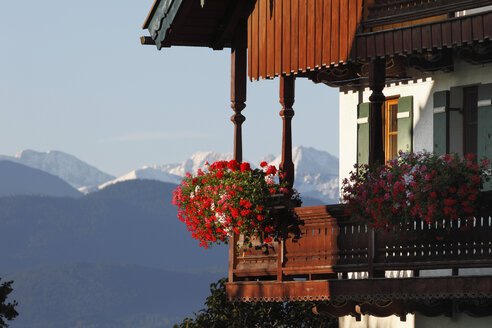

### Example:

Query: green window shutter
xmin=357 ymin=102 xmax=370 ymax=166
xmin=433 ymin=91 xmax=449 ymax=156
xmin=397 ymin=96 xmax=413 ymax=154
xmin=477 ymin=84 xmax=492 ymax=191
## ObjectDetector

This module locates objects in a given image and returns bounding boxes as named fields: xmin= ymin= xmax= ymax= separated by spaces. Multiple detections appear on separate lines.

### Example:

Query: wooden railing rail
xmin=364 ymin=0 xmax=492 ymax=29
xmin=230 ymin=203 xmax=492 ymax=282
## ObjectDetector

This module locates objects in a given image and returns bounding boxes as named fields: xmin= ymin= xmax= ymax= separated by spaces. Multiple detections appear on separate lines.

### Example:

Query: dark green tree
xmin=174 ymin=278 xmax=336 ymax=328
xmin=0 ymin=279 xmax=18 ymax=328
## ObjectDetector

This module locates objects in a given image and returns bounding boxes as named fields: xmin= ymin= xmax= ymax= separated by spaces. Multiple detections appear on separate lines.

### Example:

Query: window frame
xmin=384 ymin=95 xmax=400 ymax=162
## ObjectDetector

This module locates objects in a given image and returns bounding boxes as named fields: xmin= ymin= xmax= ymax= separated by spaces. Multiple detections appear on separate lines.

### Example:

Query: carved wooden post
xmin=368 ymin=58 xmax=386 ymax=166
xmin=229 ymin=22 xmax=247 ymax=283
xmin=277 ymin=75 xmax=295 ymax=282
xmin=230 ymin=22 xmax=247 ymax=163
xmin=279 ymin=75 xmax=295 ymax=192
xmin=368 ymin=58 xmax=385 ymax=279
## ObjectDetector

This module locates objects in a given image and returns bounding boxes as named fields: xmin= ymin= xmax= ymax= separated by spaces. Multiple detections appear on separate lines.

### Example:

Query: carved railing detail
xmin=230 ymin=204 xmax=492 ymax=282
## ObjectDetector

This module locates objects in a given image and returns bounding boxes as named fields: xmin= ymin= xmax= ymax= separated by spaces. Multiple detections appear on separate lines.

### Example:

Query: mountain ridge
xmin=0 ymin=149 xmax=115 ymax=191
xmin=0 ymin=147 xmax=339 ymax=203
xmin=0 ymin=160 xmax=82 ymax=198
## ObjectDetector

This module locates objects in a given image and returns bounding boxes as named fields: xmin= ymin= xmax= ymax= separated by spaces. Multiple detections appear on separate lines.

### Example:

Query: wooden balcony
xmin=226 ymin=203 xmax=492 ymax=308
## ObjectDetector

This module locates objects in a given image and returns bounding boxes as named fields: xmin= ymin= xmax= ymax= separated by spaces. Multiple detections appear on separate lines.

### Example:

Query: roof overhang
xmin=142 ymin=0 xmax=248 ymax=50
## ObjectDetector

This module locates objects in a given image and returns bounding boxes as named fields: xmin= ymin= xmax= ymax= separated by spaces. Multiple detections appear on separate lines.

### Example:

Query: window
xmin=384 ymin=97 xmax=399 ymax=162
xmin=357 ymin=96 xmax=413 ymax=166
xmin=434 ymin=87 xmax=480 ymax=160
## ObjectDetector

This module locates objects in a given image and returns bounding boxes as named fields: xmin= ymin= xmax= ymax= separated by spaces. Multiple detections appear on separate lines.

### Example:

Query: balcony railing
xmin=230 ymin=202 xmax=492 ymax=282
xmin=364 ymin=0 xmax=492 ymax=29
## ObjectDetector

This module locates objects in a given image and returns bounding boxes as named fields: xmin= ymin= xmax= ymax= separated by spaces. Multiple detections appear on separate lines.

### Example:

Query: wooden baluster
xmin=279 ymin=75 xmax=296 ymax=193
xmin=277 ymin=239 xmax=284 ymax=281
xmin=229 ymin=237 xmax=236 ymax=283
xmin=229 ymin=22 xmax=247 ymax=283
xmin=368 ymin=58 xmax=386 ymax=166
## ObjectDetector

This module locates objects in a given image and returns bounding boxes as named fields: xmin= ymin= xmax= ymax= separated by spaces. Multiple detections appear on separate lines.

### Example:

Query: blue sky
xmin=0 ymin=0 xmax=339 ymax=176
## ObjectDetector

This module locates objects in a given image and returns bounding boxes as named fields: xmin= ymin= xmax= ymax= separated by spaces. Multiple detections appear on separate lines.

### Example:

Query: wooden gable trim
xmin=143 ymin=0 xmax=161 ymax=29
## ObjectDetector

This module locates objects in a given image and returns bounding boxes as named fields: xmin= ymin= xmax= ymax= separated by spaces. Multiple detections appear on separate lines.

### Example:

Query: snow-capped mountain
xmin=0 ymin=150 xmax=115 ymax=192
xmin=98 ymin=151 xmax=233 ymax=190
xmin=270 ymin=146 xmax=339 ymax=204
xmin=99 ymin=147 xmax=338 ymax=204
xmin=0 ymin=147 xmax=338 ymax=203
xmin=98 ymin=166 xmax=183 ymax=190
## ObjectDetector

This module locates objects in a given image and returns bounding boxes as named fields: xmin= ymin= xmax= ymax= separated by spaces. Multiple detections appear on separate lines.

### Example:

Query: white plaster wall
xmin=339 ymin=61 xmax=492 ymax=194
xmin=339 ymin=87 xmax=359 ymax=197
xmin=415 ymin=313 xmax=492 ymax=328
xmin=338 ymin=77 xmax=434 ymax=191
xmin=339 ymin=314 xmax=414 ymax=328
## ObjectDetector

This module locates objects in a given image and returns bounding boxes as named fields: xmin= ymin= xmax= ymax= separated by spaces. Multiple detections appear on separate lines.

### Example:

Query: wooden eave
xmin=142 ymin=0 xmax=247 ymax=50
xmin=226 ymin=276 xmax=492 ymax=303
xmin=353 ymin=11 xmax=492 ymax=61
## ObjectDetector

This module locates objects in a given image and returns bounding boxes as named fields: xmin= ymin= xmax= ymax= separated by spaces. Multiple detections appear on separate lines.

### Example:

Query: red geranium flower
xmin=266 ymin=165 xmax=277 ymax=175
xmin=240 ymin=162 xmax=251 ymax=172
xmin=228 ymin=160 xmax=240 ymax=171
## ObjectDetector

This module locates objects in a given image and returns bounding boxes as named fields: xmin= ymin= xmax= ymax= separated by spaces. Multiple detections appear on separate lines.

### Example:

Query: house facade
xmin=340 ymin=60 xmax=492 ymax=190
xmin=338 ymin=61 xmax=492 ymax=327
xmin=142 ymin=0 xmax=492 ymax=326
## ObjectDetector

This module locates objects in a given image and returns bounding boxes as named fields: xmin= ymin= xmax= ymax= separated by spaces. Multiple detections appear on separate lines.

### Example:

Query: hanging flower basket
xmin=342 ymin=151 xmax=491 ymax=233
xmin=172 ymin=160 xmax=301 ymax=248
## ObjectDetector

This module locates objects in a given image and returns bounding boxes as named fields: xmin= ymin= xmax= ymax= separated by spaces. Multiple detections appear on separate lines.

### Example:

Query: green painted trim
xmin=478 ymin=84 xmax=492 ymax=191
xmin=147 ymin=0 xmax=184 ymax=50
xmin=357 ymin=102 xmax=370 ymax=166
xmin=358 ymin=102 xmax=369 ymax=119
xmin=433 ymin=91 xmax=449 ymax=156
xmin=397 ymin=96 xmax=413 ymax=154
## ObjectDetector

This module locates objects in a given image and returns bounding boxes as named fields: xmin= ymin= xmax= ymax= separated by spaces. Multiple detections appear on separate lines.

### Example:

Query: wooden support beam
xmin=229 ymin=23 xmax=247 ymax=284
xmin=230 ymin=21 xmax=247 ymax=163
xmin=140 ymin=36 xmax=156 ymax=45
xmin=368 ymin=59 xmax=386 ymax=278
xmin=279 ymin=76 xmax=295 ymax=192
xmin=368 ymin=58 xmax=386 ymax=166
xmin=212 ymin=0 xmax=249 ymax=50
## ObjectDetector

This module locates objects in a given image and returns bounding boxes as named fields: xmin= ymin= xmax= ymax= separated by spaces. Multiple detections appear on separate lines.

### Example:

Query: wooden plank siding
xmin=248 ymin=3 xmax=492 ymax=80
xmin=248 ymin=0 xmax=363 ymax=80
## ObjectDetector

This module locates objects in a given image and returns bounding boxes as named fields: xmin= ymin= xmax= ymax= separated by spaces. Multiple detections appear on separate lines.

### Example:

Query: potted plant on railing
xmin=341 ymin=151 xmax=491 ymax=235
xmin=172 ymin=160 xmax=301 ymax=248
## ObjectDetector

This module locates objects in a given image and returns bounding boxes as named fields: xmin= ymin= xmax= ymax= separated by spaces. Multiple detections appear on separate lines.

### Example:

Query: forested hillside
xmin=0 ymin=180 xmax=226 ymax=327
